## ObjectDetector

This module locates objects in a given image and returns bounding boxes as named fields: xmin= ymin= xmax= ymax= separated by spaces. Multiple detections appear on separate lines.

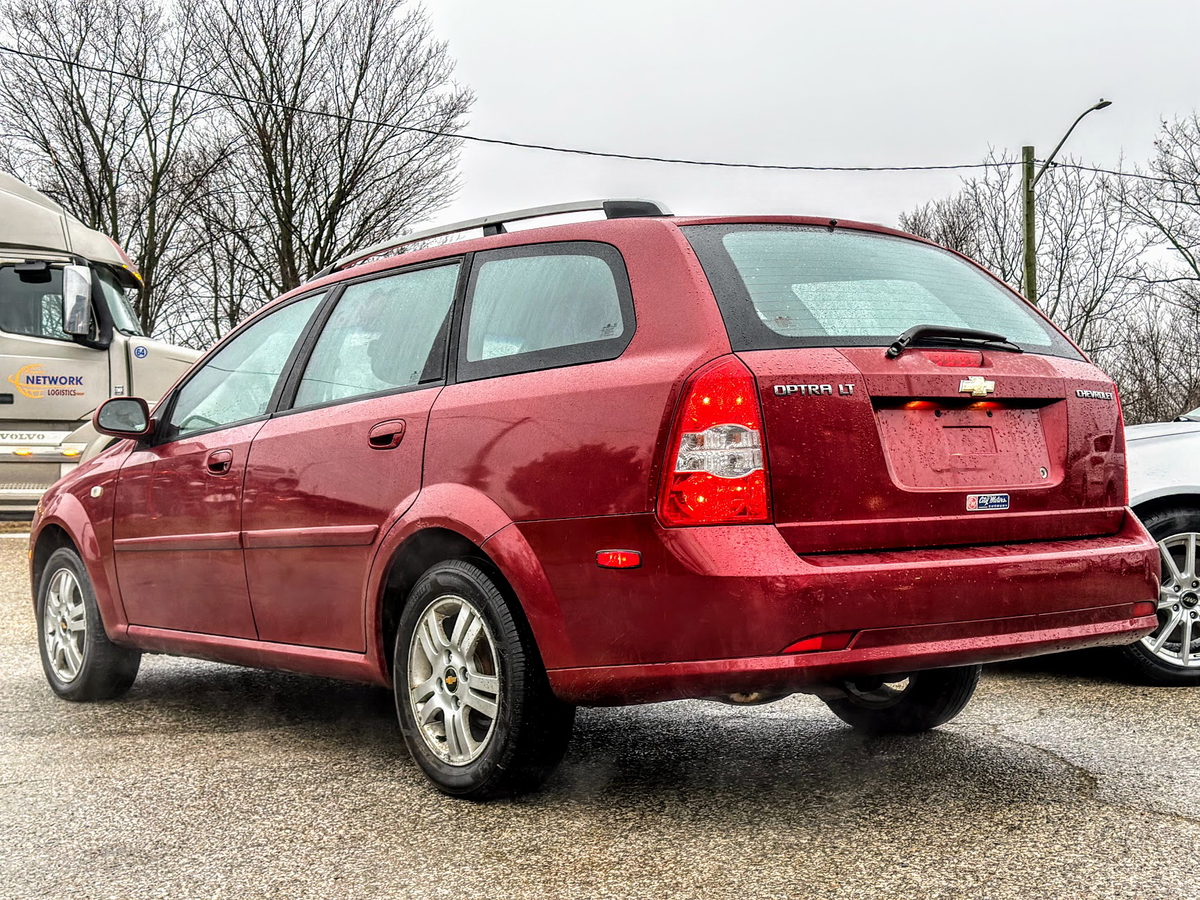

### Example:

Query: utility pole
xmin=1021 ymin=99 xmax=1112 ymax=306
xmin=1022 ymin=146 xmax=1037 ymax=303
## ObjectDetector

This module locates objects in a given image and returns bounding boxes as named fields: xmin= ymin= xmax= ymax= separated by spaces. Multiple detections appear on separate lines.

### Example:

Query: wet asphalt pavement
xmin=1 ymin=537 xmax=1198 ymax=899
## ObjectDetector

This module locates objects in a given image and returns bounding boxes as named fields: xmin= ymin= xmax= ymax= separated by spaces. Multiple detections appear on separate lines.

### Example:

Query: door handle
xmin=368 ymin=419 xmax=406 ymax=450
xmin=206 ymin=449 xmax=234 ymax=475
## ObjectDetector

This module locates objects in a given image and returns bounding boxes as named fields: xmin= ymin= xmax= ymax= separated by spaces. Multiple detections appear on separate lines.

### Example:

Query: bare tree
xmin=1 ymin=0 xmax=471 ymax=345
xmin=900 ymin=150 xmax=1147 ymax=356
xmin=182 ymin=0 xmax=473 ymax=300
xmin=1101 ymin=295 xmax=1200 ymax=424
xmin=1118 ymin=115 xmax=1200 ymax=302
xmin=0 ymin=0 xmax=231 ymax=334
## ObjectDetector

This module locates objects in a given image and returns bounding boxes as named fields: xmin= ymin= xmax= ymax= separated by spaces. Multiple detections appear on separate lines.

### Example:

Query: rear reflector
xmin=782 ymin=631 xmax=855 ymax=654
xmin=596 ymin=550 xmax=641 ymax=569
xmin=658 ymin=356 xmax=771 ymax=526
xmin=1132 ymin=601 xmax=1156 ymax=618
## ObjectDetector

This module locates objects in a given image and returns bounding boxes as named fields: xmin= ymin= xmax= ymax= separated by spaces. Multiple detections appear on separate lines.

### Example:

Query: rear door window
xmin=292 ymin=262 xmax=459 ymax=409
xmin=684 ymin=224 xmax=1080 ymax=359
xmin=457 ymin=242 xmax=634 ymax=381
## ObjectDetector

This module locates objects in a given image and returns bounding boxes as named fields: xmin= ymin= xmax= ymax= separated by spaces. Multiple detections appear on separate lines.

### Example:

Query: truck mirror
xmin=94 ymin=397 xmax=154 ymax=439
xmin=62 ymin=265 xmax=93 ymax=336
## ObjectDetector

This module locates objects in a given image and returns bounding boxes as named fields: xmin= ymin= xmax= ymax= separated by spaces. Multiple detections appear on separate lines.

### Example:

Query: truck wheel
xmin=394 ymin=560 xmax=575 ymax=799
xmin=36 ymin=547 xmax=140 ymax=701
xmin=823 ymin=665 xmax=981 ymax=734
xmin=1120 ymin=506 xmax=1200 ymax=686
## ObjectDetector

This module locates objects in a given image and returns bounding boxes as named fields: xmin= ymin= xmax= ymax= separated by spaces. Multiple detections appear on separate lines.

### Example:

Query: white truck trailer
xmin=0 ymin=173 xmax=199 ymax=513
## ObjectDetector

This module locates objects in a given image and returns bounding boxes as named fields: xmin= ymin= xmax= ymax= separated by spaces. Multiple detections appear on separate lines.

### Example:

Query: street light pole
xmin=1021 ymin=99 xmax=1112 ymax=303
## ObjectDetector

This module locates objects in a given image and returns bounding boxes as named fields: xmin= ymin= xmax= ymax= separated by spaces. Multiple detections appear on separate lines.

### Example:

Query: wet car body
xmin=29 ymin=207 xmax=1162 ymax=794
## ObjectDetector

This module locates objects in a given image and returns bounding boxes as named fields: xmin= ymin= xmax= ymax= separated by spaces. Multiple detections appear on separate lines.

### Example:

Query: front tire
xmin=393 ymin=560 xmax=574 ymax=799
xmin=1119 ymin=506 xmax=1200 ymax=686
xmin=822 ymin=666 xmax=980 ymax=734
xmin=36 ymin=546 xmax=140 ymax=701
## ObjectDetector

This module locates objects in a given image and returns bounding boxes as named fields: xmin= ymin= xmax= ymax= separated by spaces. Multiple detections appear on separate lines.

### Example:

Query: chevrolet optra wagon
xmin=31 ymin=199 xmax=1160 ymax=797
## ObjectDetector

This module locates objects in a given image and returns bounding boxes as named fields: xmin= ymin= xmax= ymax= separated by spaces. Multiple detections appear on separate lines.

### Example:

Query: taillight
xmin=1114 ymin=383 xmax=1130 ymax=507
xmin=658 ymin=356 xmax=771 ymax=526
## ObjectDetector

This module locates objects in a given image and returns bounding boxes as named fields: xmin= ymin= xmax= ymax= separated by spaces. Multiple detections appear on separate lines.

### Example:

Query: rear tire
xmin=393 ymin=560 xmax=574 ymax=799
xmin=1119 ymin=506 xmax=1200 ymax=686
xmin=36 ymin=546 xmax=140 ymax=701
xmin=823 ymin=665 xmax=980 ymax=734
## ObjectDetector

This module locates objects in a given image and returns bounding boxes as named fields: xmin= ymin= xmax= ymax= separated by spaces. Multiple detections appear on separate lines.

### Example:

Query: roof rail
xmin=314 ymin=198 xmax=671 ymax=279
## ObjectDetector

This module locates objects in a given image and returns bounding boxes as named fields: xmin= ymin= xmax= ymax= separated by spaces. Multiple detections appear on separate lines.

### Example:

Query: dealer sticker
xmin=966 ymin=493 xmax=1010 ymax=511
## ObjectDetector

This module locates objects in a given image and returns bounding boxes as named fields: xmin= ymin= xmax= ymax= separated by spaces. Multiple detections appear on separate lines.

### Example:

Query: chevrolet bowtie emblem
xmin=959 ymin=376 xmax=996 ymax=397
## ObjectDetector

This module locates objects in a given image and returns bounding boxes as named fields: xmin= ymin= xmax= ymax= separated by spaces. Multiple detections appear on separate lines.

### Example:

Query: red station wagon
xmin=31 ymin=199 xmax=1161 ymax=797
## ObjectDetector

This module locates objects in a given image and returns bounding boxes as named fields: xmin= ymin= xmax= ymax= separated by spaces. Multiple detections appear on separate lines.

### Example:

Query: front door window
xmin=164 ymin=294 xmax=323 ymax=440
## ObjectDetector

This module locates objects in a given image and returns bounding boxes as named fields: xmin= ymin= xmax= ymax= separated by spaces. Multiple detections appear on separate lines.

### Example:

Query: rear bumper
xmin=548 ymin=602 xmax=1156 ymax=705
xmin=514 ymin=509 xmax=1160 ymax=703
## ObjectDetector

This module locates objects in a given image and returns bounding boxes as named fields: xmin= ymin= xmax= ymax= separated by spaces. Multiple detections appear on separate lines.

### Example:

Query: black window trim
xmin=270 ymin=255 xmax=469 ymax=418
xmin=150 ymin=287 xmax=333 ymax=446
xmin=681 ymin=222 xmax=1084 ymax=362
xmin=453 ymin=241 xmax=636 ymax=383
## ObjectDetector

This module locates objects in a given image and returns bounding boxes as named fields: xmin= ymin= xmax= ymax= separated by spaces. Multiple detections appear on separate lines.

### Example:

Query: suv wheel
xmin=822 ymin=665 xmax=980 ymax=734
xmin=393 ymin=560 xmax=574 ymax=798
xmin=36 ymin=546 xmax=141 ymax=701
xmin=1120 ymin=507 xmax=1200 ymax=685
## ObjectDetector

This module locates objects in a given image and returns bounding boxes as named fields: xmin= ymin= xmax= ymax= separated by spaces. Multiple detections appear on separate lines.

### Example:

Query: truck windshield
xmin=96 ymin=268 xmax=144 ymax=336
xmin=0 ymin=265 xmax=70 ymax=340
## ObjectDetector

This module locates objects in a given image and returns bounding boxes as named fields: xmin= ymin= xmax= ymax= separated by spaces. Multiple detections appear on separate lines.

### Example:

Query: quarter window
xmin=459 ymin=243 xmax=633 ymax=380
xmin=293 ymin=262 xmax=459 ymax=409
xmin=164 ymin=293 xmax=323 ymax=439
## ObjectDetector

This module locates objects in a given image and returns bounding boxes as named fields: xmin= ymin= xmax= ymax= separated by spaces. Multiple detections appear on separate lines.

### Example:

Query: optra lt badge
xmin=966 ymin=493 xmax=1010 ymax=511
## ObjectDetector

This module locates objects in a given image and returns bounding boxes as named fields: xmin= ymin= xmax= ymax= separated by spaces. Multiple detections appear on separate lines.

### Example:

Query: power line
xmin=0 ymin=43 xmax=1021 ymax=174
xmin=4 ymin=44 xmax=1191 ymax=187
xmin=1037 ymin=160 xmax=1188 ymax=186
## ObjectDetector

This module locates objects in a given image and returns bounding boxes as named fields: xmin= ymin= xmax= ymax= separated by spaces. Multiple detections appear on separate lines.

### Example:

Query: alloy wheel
xmin=42 ymin=567 xmax=87 ymax=683
xmin=407 ymin=594 xmax=501 ymax=766
xmin=1142 ymin=532 xmax=1200 ymax=669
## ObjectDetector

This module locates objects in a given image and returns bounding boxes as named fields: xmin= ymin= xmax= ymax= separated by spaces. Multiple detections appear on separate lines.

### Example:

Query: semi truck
xmin=0 ymin=173 xmax=200 ymax=513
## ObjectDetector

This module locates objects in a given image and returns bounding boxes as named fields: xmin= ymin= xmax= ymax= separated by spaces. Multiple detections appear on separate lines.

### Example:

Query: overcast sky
xmin=423 ymin=0 xmax=1200 ymax=229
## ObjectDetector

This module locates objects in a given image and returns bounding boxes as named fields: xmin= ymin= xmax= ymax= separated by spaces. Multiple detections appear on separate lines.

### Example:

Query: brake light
xmin=918 ymin=349 xmax=983 ymax=367
xmin=658 ymin=356 xmax=771 ymax=526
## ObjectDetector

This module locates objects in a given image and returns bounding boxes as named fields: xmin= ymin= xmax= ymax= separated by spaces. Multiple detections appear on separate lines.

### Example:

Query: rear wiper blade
xmin=886 ymin=323 xmax=1023 ymax=359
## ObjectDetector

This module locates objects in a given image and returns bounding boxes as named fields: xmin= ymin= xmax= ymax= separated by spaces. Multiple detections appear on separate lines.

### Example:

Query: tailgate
xmin=744 ymin=347 xmax=1125 ymax=553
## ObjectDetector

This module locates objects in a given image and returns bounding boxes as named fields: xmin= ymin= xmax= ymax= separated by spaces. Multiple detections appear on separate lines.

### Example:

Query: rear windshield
xmin=683 ymin=224 xmax=1081 ymax=359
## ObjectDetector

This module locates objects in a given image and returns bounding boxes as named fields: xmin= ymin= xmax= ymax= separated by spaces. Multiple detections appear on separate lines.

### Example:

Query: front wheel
xmin=822 ymin=665 xmax=981 ymax=734
xmin=393 ymin=560 xmax=575 ymax=799
xmin=36 ymin=546 xmax=141 ymax=701
xmin=1119 ymin=507 xmax=1200 ymax=686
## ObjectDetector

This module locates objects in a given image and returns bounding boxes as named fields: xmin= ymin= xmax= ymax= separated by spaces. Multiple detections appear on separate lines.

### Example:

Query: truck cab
xmin=0 ymin=173 xmax=199 ymax=513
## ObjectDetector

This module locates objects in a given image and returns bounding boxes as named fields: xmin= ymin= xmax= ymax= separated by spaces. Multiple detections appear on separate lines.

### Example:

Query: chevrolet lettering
xmin=1076 ymin=389 xmax=1115 ymax=401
